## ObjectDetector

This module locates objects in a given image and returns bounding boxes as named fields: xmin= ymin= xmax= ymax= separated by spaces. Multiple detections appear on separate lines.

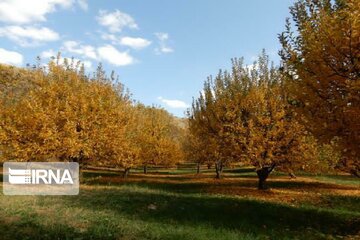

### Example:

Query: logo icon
xmin=8 ymin=168 xmax=31 ymax=184
xmin=8 ymin=168 xmax=74 ymax=185
xmin=3 ymin=162 xmax=79 ymax=195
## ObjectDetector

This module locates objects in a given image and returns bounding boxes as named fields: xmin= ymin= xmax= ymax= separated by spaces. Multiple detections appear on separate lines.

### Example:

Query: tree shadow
xmin=223 ymin=168 xmax=256 ymax=174
xmin=60 ymin=187 xmax=360 ymax=238
xmin=0 ymin=218 xmax=96 ymax=240
xmin=268 ymin=180 xmax=358 ymax=191
xmin=318 ymin=195 xmax=360 ymax=213
xmin=84 ymin=170 xmax=358 ymax=194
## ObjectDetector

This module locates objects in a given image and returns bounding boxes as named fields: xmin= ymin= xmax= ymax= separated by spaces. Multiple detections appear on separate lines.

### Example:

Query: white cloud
xmin=101 ymin=33 xmax=118 ymax=42
xmin=77 ymin=0 xmax=88 ymax=11
xmin=0 ymin=0 xmax=73 ymax=24
xmin=63 ymin=41 xmax=97 ymax=59
xmin=45 ymin=42 xmax=135 ymax=67
xmin=158 ymin=97 xmax=189 ymax=109
xmin=101 ymin=34 xmax=151 ymax=50
xmin=157 ymin=47 xmax=173 ymax=54
xmin=0 ymin=26 xmax=59 ymax=47
xmin=155 ymin=32 xmax=169 ymax=41
xmin=0 ymin=48 xmax=23 ymax=66
xmin=41 ymin=49 xmax=57 ymax=59
xmin=80 ymin=60 xmax=92 ymax=69
xmin=97 ymin=10 xmax=138 ymax=33
xmin=97 ymin=45 xmax=134 ymax=66
xmin=154 ymin=32 xmax=173 ymax=54
xmin=119 ymin=37 xmax=151 ymax=50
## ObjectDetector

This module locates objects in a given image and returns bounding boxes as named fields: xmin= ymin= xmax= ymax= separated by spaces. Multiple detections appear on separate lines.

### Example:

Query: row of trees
xmin=0 ymin=57 xmax=184 ymax=177
xmin=187 ymin=0 xmax=359 ymax=187
xmin=0 ymin=0 xmax=358 ymax=189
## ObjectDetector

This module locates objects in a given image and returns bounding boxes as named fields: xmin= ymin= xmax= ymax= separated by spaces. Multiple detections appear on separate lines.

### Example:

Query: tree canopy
xmin=188 ymin=51 xmax=316 ymax=188
xmin=0 ymin=57 xmax=184 ymax=177
xmin=279 ymin=0 xmax=360 ymax=176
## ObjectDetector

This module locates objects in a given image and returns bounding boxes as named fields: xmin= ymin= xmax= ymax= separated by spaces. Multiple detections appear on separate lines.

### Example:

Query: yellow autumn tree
xmin=244 ymin=80 xmax=315 ymax=189
xmin=137 ymin=105 xmax=184 ymax=173
xmin=279 ymin=0 xmax=360 ymax=176
xmin=0 ymin=57 xmax=134 ymax=175
xmin=183 ymin=123 xmax=211 ymax=174
xmin=189 ymin=51 xmax=316 ymax=188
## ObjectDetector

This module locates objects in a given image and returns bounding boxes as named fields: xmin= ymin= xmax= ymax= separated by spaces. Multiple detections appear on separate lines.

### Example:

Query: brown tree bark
xmin=256 ymin=163 xmax=276 ymax=190
xmin=289 ymin=172 xmax=297 ymax=179
xmin=123 ymin=168 xmax=131 ymax=178
xmin=196 ymin=162 xmax=200 ymax=174
xmin=350 ymin=168 xmax=360 ymax=178
xmin=215 ymin=161 xmax=223 ymax=179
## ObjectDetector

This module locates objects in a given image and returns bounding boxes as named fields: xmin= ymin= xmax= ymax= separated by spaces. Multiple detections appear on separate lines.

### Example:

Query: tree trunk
xmin=207 ymin=164 xmax=211 ymax=169
xmin=289 ymin=172 xmax=297 ymax=179
xmin=123 ymin=168 xmax=130 ymax=178
xmin=257 ymin=170 xmax=269 ymax=190
xmin=196 ymin=162 xmax=200 ymax=174
xmin=79 ymin=168 xmax=84 ymax=183
xmin=350 ymin=169 xmax=360 ymax=178
xmin=68 ymin=153 xmax=85 ymax=183
xmin=256 ymin=163 xmax=276 ymax=190
xmin=215 ymin=161 xmax=223 ymax=179
xmin=144 ymin=165 xmax=147 ymax=174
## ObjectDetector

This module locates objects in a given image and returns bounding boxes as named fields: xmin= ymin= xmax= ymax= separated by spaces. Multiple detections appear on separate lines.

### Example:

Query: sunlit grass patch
xmin=0 ymin=169 xmax=359 ymax=240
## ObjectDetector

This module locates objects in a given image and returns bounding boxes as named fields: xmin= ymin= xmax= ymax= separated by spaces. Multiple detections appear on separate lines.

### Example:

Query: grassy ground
xmin=0 ymin=167 xmax=359 ymax=240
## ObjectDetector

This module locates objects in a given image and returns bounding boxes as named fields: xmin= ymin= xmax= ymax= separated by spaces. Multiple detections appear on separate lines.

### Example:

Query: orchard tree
xmin=0 ymin=58 xmax=134 ymax=174
xmin=243 ymin=81 xmax=315 ymax=189
xmin=239 ymin=52 xmax=316 ymax=189
xmin=137 ymin=106 xmax=183 ymax=173
xmin=184 ymin=117 xmax=212 ymax=174
xmin=110 ymin=117 xmax=142 ymax=178
xmin=188 ymin=57 xmax=262 ymax=179
xmin=189 ymin=51 xmax=317 ymax=187
xmin=188 ymin=78 xmax=235 ymax=179
xmin=279 ymin=0 xmax=360 ymax=176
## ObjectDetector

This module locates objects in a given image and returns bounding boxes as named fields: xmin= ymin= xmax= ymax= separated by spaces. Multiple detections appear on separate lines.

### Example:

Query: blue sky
xmin=0 ymin=0 xmax=294 ymax=117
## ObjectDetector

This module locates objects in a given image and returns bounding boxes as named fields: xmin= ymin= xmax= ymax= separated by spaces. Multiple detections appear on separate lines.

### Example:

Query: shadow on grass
xmin=268 ymin=180 xmax=357 ymax=190
xmin=0 ymin=218 xmax=94 ymax=240
xmin=61 ymin=187 xmax=360 ymax=238
xmin=82 ymin=177 xmax=360 ymax=215
xmin=84 ymin=171 xmax=195 ymax=182
xmin=223 ymin=168 xmax=256 ymax=174
xmin=319 ymin=195 xmax=360 ymax=213
xmin=83 ymin=170 xmax=358 ymax=194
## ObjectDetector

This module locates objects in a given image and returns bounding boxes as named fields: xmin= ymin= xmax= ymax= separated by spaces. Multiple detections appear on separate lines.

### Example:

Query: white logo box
xmin=3 ymin=162 xmax=79 ymax=195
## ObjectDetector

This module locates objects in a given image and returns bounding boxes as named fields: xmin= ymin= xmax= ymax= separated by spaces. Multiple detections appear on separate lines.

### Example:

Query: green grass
xmin=314 ymin=175 xmax=360 ymax=186
xmin=0 ymin=169 xmax=359 ymax=240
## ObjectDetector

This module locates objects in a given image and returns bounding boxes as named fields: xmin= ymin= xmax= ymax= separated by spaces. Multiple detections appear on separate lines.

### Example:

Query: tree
xmin=0 ymin=58 xmax=133 ymax=175
xmin=189 ymin=51 xmax=316 ymax=188
xmin=184 ymin=120 xmax=211 ymax=174
xmin=137 ymin=106 xmax=183 ymax=173
xmin=243 ymin=79 xmax=315 ymax=189
xmin=279 ymin=0 xmax=360 ymax=176
xmin=188 ymin=78 xmax=231 ymax=179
